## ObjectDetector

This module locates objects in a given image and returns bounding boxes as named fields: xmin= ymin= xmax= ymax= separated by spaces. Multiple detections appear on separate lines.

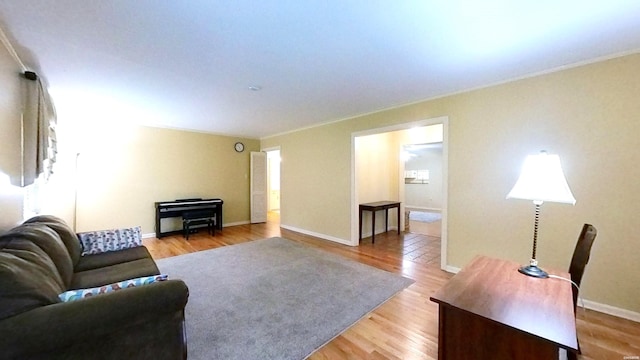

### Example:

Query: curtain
xmin=21 ymin=73 xmax=57 ymax=187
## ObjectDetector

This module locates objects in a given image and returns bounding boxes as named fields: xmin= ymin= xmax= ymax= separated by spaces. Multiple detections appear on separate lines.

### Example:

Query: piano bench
xmin=182 ymin=210 xmax=216 ymax=240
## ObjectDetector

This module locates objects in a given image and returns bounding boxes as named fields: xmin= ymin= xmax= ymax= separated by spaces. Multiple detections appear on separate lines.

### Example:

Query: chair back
xmin=568 ymin=223 xmax=597 ymax=311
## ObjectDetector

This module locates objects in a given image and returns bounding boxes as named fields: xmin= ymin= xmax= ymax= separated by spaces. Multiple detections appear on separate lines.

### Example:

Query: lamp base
xmin=518 ymin=264 xmax=549 ymax=278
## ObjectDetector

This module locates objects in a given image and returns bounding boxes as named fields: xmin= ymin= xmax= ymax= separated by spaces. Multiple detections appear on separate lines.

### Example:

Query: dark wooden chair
xmin=567 ymin=223 xmax=597 ymax=360
xmin=182 ymin=208 xmax=216 ymax=240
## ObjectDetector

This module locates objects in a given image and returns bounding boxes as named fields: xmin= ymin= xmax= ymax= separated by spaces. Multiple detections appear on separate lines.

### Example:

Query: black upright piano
xmin=155 ymin=198 xmax=223 ymax=238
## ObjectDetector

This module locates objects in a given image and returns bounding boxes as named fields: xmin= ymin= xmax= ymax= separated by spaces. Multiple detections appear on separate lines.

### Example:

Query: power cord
xmin=548 ymin=274 xmax=580 ymax=295
xmin=548 ymin=274 xmax=586 ymax=311
xmin=548 ymin=274 xmax=593 ymax=346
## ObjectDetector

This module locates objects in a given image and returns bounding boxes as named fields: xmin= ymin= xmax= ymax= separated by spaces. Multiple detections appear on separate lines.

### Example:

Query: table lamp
xmin=507 ymin=151 xmax=576 ymax=278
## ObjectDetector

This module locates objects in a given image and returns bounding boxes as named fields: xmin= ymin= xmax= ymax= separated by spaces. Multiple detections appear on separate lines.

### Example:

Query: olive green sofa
xmin=0 ymin=215 xmax=189 ymax=359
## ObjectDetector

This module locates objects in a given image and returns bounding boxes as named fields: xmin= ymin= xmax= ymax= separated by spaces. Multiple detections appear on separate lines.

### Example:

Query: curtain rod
xmin=0 ymin=25 xmax=29 ymax=73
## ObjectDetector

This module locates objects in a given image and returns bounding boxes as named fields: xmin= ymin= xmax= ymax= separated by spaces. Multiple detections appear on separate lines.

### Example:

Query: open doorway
xmin=266 ymin=149 xmax=281 ymax=224
xmin=352 ymin=117 xmax=448 ymax=269
xmin=403 ymin=142 xmax=443 ymax=237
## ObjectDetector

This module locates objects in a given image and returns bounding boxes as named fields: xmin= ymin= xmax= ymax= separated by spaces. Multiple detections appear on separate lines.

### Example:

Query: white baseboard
xmin=280 ymin=224 xmax=352 ymax=246
xmin=405 ymin=206 xmax=442 ymax=213
xmin=142 ymin=232 xmax=155 ymax=239
xmin=581 ymin=299 xmax=640 ymax=323
xmin=223 ymin=221 xmax=250 ymax=227
xmin=443 ymin=265 xmax=461 ymax=273
xmin=441 ymin=263 xmax=640 ymax=323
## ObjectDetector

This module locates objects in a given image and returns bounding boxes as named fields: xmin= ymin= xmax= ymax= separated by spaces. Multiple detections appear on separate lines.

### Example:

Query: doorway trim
xmin=351 ymin=116 xmax=449 ymax=270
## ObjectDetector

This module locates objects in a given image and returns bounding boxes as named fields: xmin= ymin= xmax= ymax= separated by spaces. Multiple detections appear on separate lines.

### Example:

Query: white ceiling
xmin=1 ymin=1 xmax=640 ymax=138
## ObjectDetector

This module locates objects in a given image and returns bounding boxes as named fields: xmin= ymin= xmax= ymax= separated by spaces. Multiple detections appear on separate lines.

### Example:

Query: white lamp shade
xmin=507 ymin=152 xmax=576 ymax=204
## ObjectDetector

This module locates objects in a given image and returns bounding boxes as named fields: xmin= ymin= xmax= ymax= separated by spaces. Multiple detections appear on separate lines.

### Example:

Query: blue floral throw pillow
xmin=58 ymin=274 xmax=168 ymax=302
xmin=78 ymin=226 xmax=142 ymax=255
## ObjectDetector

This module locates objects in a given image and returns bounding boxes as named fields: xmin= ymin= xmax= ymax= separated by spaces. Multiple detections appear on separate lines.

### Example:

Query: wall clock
xmin=234 ymin=142 xmax=245 ymax=152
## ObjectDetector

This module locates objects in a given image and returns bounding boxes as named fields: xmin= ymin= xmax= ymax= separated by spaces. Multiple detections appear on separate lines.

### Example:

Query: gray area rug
xmin=409 ymin=211 xmax=442 ymax=223
xmin=157 ymin=237 xmax=414 ymax=360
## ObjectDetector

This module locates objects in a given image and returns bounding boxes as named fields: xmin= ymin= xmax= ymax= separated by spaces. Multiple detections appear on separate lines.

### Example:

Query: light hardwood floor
xmin=143 ymin=214 xmax=640 ymax=359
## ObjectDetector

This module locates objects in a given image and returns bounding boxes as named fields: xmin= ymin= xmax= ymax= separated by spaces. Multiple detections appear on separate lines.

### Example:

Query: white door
xmin=250 ymin=151 xmax=268 ymax=223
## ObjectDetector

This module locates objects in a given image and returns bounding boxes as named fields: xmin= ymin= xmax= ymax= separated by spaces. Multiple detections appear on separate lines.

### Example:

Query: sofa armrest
xmin=0 ymin=279 xmax=189 ymax=359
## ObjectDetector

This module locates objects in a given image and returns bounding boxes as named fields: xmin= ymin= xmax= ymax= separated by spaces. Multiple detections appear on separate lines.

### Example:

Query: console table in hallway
xmin=359 ymin=201 xmax=401 ymax=244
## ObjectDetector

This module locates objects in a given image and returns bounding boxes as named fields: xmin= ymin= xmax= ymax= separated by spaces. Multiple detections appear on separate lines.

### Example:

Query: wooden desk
xmin=430 ymin=256 xmax=577 ymax=360
xmin=359 ymin=201 xmax=401 ymax=243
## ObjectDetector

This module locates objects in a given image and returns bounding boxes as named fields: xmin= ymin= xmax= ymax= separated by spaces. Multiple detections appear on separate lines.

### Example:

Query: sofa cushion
xmin=0 ymin=237 xmax=64 ymax=320
xmin=78 ymin=226 xmax=142 ymax=256
xmin=2 ymin=224 xmax=73 ymax=287
xmin=75 ymin=246 xmax=152 ymax=272
xmin=70 ymin=257 xmax=160 ymax=290
xmin=23 ymin=215 xmax=82 ymax=266
xmin=58 ymin=274 xmax=168 ymax=302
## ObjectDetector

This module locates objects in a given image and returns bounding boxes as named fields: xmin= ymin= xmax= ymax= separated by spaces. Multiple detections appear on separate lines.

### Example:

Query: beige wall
xmin=263 ymin=123 xmax=353 ymax=241
xmin=0 ymin=43 xmax=26 ymax=230
xmin=262 ymin=53 xmax=640 ymax=314
xmin=356 ymin=132 xmax=398 ymax=204
xmin=72 ymin=125 xmax=259 ymax=233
